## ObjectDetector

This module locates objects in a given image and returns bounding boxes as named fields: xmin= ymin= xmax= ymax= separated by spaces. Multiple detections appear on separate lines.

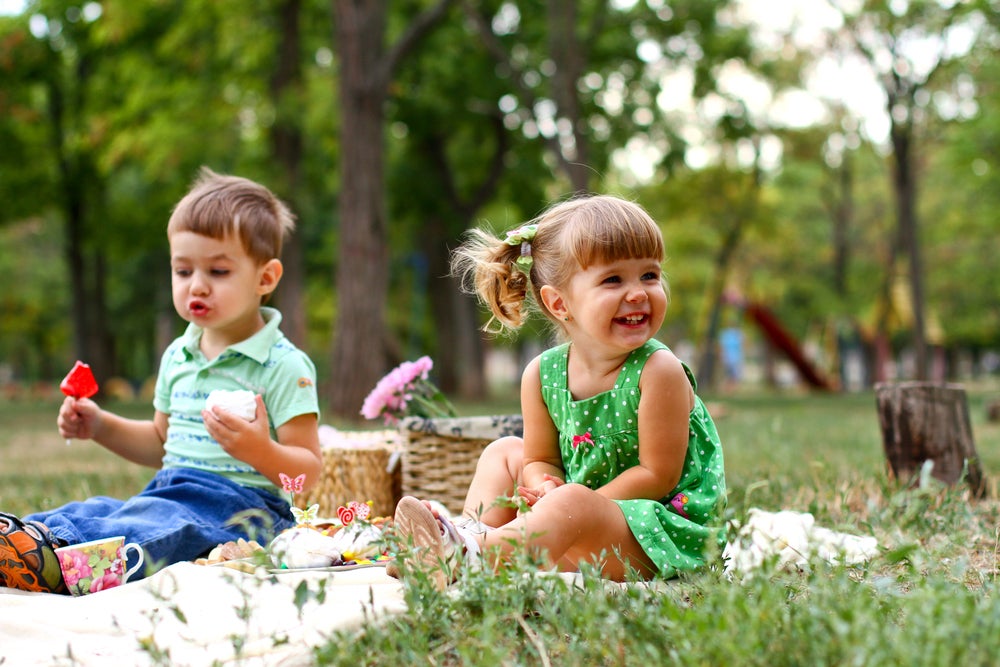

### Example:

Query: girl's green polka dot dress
xmin=539 ymin=339 xmax=726 ymax=577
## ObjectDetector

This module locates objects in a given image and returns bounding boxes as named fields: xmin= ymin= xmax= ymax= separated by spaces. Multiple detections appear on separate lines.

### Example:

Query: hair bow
xmin=504 ymin=224 xmax=537 ymax=272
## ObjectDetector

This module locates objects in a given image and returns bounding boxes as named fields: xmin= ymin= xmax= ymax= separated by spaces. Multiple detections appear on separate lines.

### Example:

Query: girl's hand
xmin=202 ymin=394 xmax=273 ymax=464
xmin=517 ymin=474 xmax=564 ymax=506
xmin=58 ymin=396 xmax=102 ymax=441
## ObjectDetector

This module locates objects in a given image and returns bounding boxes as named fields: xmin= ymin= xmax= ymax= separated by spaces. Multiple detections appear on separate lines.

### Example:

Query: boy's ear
xmin=258 ymin=259 xmax=283 ymax=296
xmin=539 ymin=284 xmax=568 ymax=321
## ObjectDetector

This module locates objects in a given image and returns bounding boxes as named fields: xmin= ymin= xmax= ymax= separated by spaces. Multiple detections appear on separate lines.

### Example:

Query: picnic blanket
xmin=0 ymin=509 xmax=877 ymax=665
xmin=0 ymin=562 xmax=406 ymax=666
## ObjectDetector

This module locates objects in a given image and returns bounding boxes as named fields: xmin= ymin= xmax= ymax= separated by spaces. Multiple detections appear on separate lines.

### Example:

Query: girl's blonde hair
xmin=451 ymin=195 xmax=665 ymax=333
xmin=167 ymin=167 xmax=295 ymax=265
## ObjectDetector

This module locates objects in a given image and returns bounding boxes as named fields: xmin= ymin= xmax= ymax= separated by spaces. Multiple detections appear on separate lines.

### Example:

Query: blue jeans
xmin=26 ymin=468 xmax=293 ymax=580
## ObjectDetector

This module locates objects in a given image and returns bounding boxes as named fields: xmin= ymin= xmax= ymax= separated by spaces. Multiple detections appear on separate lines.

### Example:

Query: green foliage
xmin=0 ymin=218 xmax=70 ymax=378
xmin=0 ymin=0 xmax=999 ymax=392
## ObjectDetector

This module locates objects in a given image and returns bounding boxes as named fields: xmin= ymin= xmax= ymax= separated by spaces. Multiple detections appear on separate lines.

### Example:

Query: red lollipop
xmin=61 ymin=361 xmax=98 ymax=446
xmin=61 ymin=361 xmax=99 ymax=399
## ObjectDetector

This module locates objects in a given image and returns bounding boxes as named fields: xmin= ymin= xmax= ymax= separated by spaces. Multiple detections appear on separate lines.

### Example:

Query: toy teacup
xmin=56 ymin=536 xmax=144 ymax=596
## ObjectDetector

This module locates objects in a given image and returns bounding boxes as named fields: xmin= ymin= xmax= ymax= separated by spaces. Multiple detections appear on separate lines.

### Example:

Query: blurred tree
xmin=329 ymin=0 xmax=456 ymax=418
xmin=386 ymin=12 xmax=549 ymax=397
xmin=826 ymin=0 xmax=989 ymax=380
xmin=460 ymin=0 xmax=752 ymax=193
xmin=82 ymin=0 xmax=336 ymax=377
xmin=0 ymin=2 xmax=118 ymax=378
xmin=922 ymin=24 xmax=1000 ymax=353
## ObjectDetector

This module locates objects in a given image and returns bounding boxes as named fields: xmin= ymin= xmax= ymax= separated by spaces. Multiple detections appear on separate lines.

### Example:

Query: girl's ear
xmin=539 ymin=284 xmax=569 ymax=321
xmin=258 ymin=259 xmax=284 ymax=296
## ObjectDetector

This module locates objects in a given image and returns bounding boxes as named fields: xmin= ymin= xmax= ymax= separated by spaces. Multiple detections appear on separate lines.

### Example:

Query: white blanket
xmin=0 ymin=562 xmax=405 ymax=666
xmin=0 ymin=509 xmax=876 ymax=665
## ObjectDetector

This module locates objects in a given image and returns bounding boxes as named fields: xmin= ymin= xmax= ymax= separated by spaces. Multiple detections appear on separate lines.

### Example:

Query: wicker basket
xmin=399 ymin=415 xmax=523 ymax=514
xmin=296 ymin=427 xmax=404 ymax=518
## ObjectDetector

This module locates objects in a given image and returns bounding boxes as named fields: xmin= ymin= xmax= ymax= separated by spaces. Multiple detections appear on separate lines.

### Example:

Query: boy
xmin=0 ymin=168 xmax=322 ymax=593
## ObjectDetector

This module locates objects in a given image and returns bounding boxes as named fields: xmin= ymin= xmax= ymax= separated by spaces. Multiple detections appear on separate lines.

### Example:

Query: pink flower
xmin=89 ymin=571 xmax=123 ymax=593
xmin=58 ymin=550 xmax=92 ymax=586
xmin=360 ymin=356 xmax=455 ymax=424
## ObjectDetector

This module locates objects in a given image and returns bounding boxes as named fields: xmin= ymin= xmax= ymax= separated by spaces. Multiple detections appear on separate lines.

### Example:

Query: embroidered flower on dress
xmin=670 ymin=492 xmax=690 ymax=519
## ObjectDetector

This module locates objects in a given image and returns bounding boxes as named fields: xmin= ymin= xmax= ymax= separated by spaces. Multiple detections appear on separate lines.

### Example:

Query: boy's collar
xmin=180 ymin=307 xmax=283 ymax=363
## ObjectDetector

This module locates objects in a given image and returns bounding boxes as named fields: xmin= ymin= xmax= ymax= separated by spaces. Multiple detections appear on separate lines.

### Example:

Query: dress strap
xmin=538 ymin=342 xmax=570 ymax=390
xmin=613 ymin=339 xmax=666 ymax=389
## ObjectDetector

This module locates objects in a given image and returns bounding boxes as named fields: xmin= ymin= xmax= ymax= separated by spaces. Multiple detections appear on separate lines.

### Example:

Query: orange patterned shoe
xmin=0 ymin=512 xmax=68 ymax=594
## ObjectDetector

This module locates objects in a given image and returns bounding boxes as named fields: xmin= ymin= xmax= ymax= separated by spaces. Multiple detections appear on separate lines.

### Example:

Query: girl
xmin=393 ymin=195 xmax=725 ymax=586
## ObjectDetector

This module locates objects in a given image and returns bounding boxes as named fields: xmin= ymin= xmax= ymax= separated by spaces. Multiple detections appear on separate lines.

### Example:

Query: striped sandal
xmin=0 ymin=512 xmax=68 ymax=594
xmin=389 ymin=496 xmax=482 ymax=590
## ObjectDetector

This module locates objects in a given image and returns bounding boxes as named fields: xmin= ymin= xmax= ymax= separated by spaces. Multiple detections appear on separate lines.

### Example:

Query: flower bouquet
xmin=360 ymin=356 xmax=456 ymax=425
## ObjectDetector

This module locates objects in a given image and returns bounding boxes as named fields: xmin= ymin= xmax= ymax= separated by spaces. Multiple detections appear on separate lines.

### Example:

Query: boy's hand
xmin=58 ymin=396 xmax=103 ymax=441
xmin=202 ymin=394 xmax=273 ymax=464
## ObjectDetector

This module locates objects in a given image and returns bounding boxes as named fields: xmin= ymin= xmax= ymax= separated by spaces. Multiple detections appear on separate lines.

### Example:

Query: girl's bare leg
xmin=483 ymin=483 xmax=657 ymax=581
xmin=461 ymin=436 xmax=523 ymax=527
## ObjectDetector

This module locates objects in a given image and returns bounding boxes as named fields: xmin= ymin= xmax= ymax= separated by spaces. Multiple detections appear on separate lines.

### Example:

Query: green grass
xmin=0 ymin=399 xmax=155 ymax=517
xmin=2 ymin=387 xmax=999 ymax=665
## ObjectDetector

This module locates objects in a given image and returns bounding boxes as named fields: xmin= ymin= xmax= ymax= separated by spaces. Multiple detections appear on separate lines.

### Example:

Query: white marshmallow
xmin=269 ymin=527 xmax=343 ymax=569
xmin=206 ymin=389 xmax=257 ymax=421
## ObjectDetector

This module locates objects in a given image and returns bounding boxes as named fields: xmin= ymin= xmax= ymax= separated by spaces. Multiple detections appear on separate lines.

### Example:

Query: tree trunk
xmin=328 ymin=0 xmax=455 ymax=418
xmin=413 ymin=109 xmax=507 ymax=400
xmin=329 ymin=0 xmax=391 ymax=419
xmin=547 ymin=0 xmax=589 ymax=192
xmin=270 ymin=0 xmax=307 ymax=348
xmin=889 ymin=119 xmax=929 ymax=380
xmin=697 ymin=159 xmax=761 ymax=390
xmin=832 ymin=151 xmax=852 ymax=298
xmin=874 ymin=381 xmax=986 ymax=497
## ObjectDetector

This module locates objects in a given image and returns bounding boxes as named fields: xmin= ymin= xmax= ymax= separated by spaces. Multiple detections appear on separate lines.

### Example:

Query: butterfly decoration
xmin=337 ymin=500 xmax=372 ymax=525
xmin=279 ymin=472 xmax=306 ymax=494
xmin=571 ymin=432 xmax=594 ymax=449
xmin=291 ymin=503 xmax=320 ymax=526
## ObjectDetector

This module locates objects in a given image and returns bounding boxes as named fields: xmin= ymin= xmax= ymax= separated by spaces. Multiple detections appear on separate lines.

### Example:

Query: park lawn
xmin=2 ymin=387 xmax=998 ymax=665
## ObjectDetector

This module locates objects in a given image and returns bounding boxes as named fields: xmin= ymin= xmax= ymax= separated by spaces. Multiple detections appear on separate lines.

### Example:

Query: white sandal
xmin=390 ymin=496 xmax=481 ymax=589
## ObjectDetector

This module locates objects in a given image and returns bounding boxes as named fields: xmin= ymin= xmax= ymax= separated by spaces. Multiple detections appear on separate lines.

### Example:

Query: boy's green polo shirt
xmin=153 ymin=308 xmax=319 ymax=493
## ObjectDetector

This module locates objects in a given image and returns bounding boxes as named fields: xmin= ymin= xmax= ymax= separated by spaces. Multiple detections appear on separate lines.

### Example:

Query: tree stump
xmin=874 ymin=382 xmax=986 ymax=498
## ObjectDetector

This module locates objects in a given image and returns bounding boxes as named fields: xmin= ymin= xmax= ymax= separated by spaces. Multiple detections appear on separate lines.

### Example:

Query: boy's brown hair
xmin=167 ymin=167 xmax=295 ymax=264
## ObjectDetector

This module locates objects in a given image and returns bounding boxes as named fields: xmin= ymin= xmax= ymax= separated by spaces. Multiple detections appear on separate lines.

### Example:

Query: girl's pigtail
xmin=451 ymin=228 xmax=531 ymax=333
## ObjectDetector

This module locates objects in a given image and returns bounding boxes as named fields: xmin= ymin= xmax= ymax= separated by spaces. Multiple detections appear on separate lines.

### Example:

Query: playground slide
xmin=745 ymin=302 xmax=834 ymax=390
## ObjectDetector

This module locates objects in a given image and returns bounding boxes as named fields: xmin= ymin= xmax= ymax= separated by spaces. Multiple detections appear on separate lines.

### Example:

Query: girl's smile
xmin=556 ymin=256 xmax=667 ymax=353
xmin=615 ymin=312 xmax=651 ymax=327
